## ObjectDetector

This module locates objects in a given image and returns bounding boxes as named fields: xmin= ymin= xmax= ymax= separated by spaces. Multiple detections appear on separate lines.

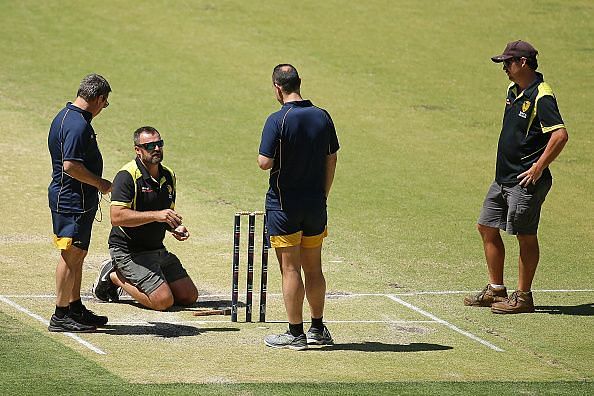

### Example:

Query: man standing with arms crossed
xmin=258 ymin=64 xmax=339 ymax=350
xmin=47 ymin=74 xmax=112 ymax=332
xmin=465 ymin=41 xmax=569 ymax=313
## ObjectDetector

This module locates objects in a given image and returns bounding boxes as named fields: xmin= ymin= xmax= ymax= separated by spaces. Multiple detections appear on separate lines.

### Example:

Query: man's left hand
xmin=518 ymin=163 xmax=542 ymax=187
xmin=171 ymin=225 xmax=190 ymax=241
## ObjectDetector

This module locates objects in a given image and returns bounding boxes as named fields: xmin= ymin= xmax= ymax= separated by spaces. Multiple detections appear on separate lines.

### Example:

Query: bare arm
xmin=64 ymin=160 xmax=112 ymax=193
xmin=325 ymin=152 xmax=338 ymax=197
xmin=518 ymin=128 xmax=569 ymax=186
xmin=258 ymin=154 xmax=274 ymax=170
xmin=110 ymin=205 xmax=182 ymax=229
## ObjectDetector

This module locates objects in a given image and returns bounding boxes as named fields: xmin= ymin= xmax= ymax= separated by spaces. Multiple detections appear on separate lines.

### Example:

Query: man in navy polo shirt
xmin=47 ymin=73 xmax=112 ymax=332
xmin=465 ymin=41 xmax=569 ymax=314
xmin=258 ymin=64 xmax=339 ymax=350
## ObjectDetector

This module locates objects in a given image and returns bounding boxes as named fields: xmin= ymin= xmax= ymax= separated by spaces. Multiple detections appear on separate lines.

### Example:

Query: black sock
xmin=54 ymin=305 xmax=69 ymax=318
xmin=288 ymin=322 xmax=304 ymax=337
xmin=69 ymin=298 xmax=84 ymax=314
xmin=311 ymin=317 xmax=324 ymax=330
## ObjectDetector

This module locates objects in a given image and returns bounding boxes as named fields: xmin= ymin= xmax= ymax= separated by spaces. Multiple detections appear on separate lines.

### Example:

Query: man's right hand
xmin=155 ymin=209 xmax=183 ymax=229
xmin=97 ymin=178 xmax=112 ymax=194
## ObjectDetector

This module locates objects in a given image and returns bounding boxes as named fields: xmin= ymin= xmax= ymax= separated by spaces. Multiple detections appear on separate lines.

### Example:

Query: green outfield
xmin=0 ymin=0 xmax=593 ymax=394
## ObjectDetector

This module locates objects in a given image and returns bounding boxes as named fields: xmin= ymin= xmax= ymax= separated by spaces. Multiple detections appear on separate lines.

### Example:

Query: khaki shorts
xmin=109 ymin=248 xmax=189 ymax=295
xmin=478 ymin=178 xmax=552 ymax=235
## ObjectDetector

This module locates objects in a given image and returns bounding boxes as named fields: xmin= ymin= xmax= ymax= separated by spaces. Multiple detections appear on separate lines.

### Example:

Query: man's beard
xmin=143 ymin=152 xmax=163 ymax=164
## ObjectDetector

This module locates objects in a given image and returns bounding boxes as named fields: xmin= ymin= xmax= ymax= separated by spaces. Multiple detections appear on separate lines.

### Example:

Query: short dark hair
xmin=133 ymin=126 xmax=160 ymax=145
xmin=76 ymin=73 xmax=111 ymax=101
xmin=272 ymin=64 xmax=301 ymax=93
xmin=525 ymin=56 xmax=538 ymax=71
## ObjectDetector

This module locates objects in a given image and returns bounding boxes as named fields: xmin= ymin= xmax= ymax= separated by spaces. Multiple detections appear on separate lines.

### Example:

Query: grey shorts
xmin=478 ymin=178 xmax=552 ymax=235
xmin=109 ymin=248 xmax=189 ymax=295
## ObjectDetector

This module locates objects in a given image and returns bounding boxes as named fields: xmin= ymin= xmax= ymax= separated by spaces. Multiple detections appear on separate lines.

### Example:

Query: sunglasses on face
xmin=503 ymin=57 xmax=522 ymax=67
xmin=136 ymin=140 xmax=164 ymax=151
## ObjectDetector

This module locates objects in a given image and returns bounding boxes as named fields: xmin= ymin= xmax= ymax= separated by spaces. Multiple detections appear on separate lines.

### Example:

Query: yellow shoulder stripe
xmin=118 ymin=160 xmax=141 ymax=209
xmin=527 ymin=82 xmax=557 ymax=134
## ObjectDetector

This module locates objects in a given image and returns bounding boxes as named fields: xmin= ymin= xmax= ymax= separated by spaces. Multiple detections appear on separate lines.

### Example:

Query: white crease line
xmin=4 ymin=289 xmax=593 ymax=299
xmin=106 ymin=319 xmax=436 ymax=326
xmin=395 ymin=289 xmax=594 ymax=296
xmin=386 ymin=294 xmax=505 ymax=352
xmin=0 ymin=295 xmax=106 ymax=355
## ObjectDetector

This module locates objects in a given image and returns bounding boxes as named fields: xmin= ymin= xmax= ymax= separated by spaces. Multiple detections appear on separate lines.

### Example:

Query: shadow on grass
xmin=95 ymin=323 xmax=239 ymax=338
xmin=535 ymin=303 xmax=594 ymax=316
xmin=312 ymin=342 xmax=453 ymax=353
xmin=112 ymin=299 xmax=238 ymax=312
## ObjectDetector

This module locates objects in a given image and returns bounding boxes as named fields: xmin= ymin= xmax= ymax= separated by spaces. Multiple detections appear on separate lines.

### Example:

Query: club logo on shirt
xmin=506 ymin=98 xmax=511 ymax=105
xmin=518 ymin=100 xmax=530 ymax=119
xmin=141 ymin=186 xmax=153 ymax=193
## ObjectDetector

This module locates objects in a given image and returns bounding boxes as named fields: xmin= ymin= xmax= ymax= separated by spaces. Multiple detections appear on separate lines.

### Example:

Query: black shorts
xmin=51 ymin=209 xmax=97 ymax=251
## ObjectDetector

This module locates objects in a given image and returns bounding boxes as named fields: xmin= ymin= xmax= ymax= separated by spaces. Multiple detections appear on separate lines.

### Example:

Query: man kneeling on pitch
xmin=92 ymin=126 xmax=198 ymax=310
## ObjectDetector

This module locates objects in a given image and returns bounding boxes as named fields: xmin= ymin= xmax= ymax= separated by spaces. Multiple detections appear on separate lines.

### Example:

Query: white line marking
xmin=4 ymin=289 xmax=593 ymax=299
xmin=0 ymin=295 xmax=106 ymax=355
xmin=106 ymin=319 xmax=436 ymax=326
xmin=386 ymin=295 xmax=505 ymax=352
xmin=394 ymin=289 xmax=594 ymax=296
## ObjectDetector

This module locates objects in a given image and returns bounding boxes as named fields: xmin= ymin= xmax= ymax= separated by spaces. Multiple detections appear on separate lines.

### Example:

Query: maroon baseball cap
xmin=491 ymin=40 xmax=538 ymax=62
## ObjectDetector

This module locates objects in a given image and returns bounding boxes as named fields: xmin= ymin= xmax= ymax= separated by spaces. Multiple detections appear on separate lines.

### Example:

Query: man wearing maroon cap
xmin=464 ymin=40 xmax=569 ymax=314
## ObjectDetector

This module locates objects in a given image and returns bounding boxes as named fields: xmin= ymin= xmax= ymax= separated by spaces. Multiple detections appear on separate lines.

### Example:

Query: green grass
xmin=1 ymin=312 xmax=592 ymax=395
xmin=0 ymin=0 xmax=593 ymax=394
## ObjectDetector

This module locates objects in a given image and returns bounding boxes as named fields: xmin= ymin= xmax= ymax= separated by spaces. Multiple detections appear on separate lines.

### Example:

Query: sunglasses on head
xmin=136 ymin=140 xmax=164 ymax=151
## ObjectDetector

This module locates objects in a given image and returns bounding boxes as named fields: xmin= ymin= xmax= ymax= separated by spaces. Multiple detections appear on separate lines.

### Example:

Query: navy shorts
xmin=266 ymin=207 xmax=328 ymax=248
xmin=51 ymin=209 xmax=97 ymax=251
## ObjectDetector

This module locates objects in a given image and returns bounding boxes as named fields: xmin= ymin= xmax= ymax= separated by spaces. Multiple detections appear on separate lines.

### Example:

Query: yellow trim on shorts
xmin=269 ymin=227 xmax=328 ymax=249
xmin=302 ymin=227 xmax=328 ymax=248
xmin=53 ymin=235 xmax=73 ymax=250
xmin=270 ymin=231 xmax=302 ymax=248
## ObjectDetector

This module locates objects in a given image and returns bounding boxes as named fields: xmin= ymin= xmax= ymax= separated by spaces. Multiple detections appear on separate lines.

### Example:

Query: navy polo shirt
xmin=108 ymin=157 xmax=176 ymax=253
xmin=48 ymin=102 xmax=103 ymax=213
xmin=496 ymin=73 xmax=565 ymax=184
xmin=259 ymin=100 xmax=340 ymax=211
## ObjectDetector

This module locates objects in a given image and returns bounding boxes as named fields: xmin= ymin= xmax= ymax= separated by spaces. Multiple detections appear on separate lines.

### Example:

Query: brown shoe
xmin=491 ymin=290 xmax=535 ymax=314
xmin=464 ymin=284 xmax=508 ymax=307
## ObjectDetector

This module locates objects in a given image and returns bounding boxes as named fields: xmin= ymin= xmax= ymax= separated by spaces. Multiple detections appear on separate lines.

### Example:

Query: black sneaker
xmin=70 ymin=305 xmax=108 ymax=327
xmin=48 ymin=314 xmax=96 ymax=333
xmin=92 ymin=259 xmax=118 ymax=302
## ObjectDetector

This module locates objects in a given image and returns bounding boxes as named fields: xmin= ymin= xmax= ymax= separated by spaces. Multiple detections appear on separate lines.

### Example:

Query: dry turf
xmin=0 ymin=1 xmax=593 ymax=394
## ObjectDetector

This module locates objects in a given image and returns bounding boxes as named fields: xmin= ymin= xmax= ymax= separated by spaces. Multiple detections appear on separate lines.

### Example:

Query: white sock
xmin=490 ymin=284 xmax=505 ymax=290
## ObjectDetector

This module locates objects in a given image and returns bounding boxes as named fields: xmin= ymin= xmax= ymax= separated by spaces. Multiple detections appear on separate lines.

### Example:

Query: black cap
xmin=491 ymin=40 xmax=538 ymax=62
